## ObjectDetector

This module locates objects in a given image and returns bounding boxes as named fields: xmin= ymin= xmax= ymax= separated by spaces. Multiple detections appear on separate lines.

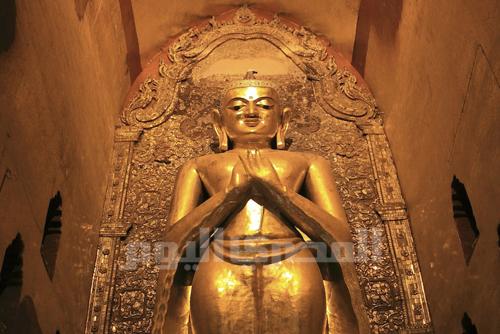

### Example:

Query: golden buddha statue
xmin=153 ymin=71 xmax=369 ymax=334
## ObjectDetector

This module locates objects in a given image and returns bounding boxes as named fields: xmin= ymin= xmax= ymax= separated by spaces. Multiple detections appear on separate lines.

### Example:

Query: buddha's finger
xmin=256 ymin=151 xmax=268 ymax=171
xmin=238 ymin=154 xmax=252 ymax=175
xmin=252 ymin=150 xmax=265 ymax=175
xmin=234 ymin=159 xmax=248 ymax=176
xmin=252 ymin=149 xmax=262 ymax=169
xmin=244 ymin=150 xmax=252 ymax=171
xmin=247 ymin=149 xmax=258 ymax=172
xmin=257 ymin=151 xmax=274 ymax=172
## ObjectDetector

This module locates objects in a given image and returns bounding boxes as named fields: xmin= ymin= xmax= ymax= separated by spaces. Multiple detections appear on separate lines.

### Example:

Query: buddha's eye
xmin=256 ymin=98 xmax=274 ymax=110
xmin=227 ymin=104 xmax=245 ymax=111
xmin=226 ymin=100 xmax=246 ymax=111
xmin=257 ymin=103 xmax=274 ymax=110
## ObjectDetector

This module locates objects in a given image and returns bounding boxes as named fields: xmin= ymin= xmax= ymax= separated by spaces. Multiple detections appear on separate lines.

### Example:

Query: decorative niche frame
xmin=85 ymin=6 xmax=433 ymax=334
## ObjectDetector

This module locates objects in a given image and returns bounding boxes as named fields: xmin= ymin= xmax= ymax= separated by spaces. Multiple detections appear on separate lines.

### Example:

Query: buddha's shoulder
xmin=181 ymin=150 xmax=328 ymax=170
xmin=182 ymin=152 xmax=234 ymax=169
xmin=274 ymin=150 xmax=328 ymax=164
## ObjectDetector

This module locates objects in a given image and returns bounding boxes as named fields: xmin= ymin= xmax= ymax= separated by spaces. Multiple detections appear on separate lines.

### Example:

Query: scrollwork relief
xmin=121 ymin=5 xmax=377 ymax=131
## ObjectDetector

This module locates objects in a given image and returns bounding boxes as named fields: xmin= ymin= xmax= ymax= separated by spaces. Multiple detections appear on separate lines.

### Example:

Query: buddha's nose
xmin=246 ymin=101 xmax=258 ymax=116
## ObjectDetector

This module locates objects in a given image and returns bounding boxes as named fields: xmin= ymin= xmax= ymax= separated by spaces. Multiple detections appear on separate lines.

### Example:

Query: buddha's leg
xmin=190 ymin=247 xmax=325 ymax=334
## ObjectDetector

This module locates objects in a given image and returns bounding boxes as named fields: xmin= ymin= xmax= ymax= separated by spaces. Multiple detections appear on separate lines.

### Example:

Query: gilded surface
xmin=85 ymin=6 xmax=432 ymax=334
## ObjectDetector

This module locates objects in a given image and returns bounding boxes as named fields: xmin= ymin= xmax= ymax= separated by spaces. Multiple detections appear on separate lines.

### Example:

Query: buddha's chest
xmin=197 ymin=154 xmax=309 ymax=195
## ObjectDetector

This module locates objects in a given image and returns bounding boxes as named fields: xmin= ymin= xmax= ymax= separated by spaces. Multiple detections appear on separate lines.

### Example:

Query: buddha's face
xmin=221 ymin=86 xmax=281 ymax=142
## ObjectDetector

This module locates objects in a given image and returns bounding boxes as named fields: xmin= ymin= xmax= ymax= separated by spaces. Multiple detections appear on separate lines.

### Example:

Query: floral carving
xmin=127 ymin=78 xmax=159 ymax=111
xmin=119 ymin=290 xmax=146 ymax=319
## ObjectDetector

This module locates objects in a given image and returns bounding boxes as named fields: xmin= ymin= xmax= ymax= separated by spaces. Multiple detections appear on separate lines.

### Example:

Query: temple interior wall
xmin=0 ymin=0 xmax=498 ymax=333
xmin=0 ymin=1 xmax=130 ymax=332
xmin=357 ymin=1 xmax=499 ymax=333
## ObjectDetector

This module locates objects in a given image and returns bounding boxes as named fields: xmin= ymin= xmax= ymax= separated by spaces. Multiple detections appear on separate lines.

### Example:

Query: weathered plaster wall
xmin=357 ymin=0 xmax=499 ymax=332
xmin=0 ymin=0 xmax=130 ymax=332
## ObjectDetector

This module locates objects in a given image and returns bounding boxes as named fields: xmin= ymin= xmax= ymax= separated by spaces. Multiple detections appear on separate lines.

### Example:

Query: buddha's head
xmin=212 ymin=70 xmax=291 ymax=151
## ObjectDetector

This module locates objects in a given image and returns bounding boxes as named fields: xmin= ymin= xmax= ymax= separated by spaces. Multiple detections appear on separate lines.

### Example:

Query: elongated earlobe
xmin=211 ymin=108 xmax=228 ymax=152
xmin=276 ymin=107 xmax=291 ymax=149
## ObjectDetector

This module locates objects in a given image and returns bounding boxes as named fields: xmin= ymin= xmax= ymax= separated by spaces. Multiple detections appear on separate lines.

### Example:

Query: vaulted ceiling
xmin=130 ymin=0 xmax=361 ymax=63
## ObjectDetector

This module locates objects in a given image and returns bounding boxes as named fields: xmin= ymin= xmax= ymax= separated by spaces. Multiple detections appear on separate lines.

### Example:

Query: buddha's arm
xmin=303 ymin=156 xmax=368 ymax=334
xmin=253 ymin=156 xmax=370 ymax=334
xmin=153 ymin=160 xmax=250 ymax=334
xmin=248 ymin=155 xmax=350 ymax=244
xmin=167 ymin=159 xmax=204 ymax=227
xmin=300 ymin=156 xmax=350 ymax=243
xmin=166 ymin=160 xmax=249 ymax=248
xmin=166 ymin=187 xmax=248 ymax=245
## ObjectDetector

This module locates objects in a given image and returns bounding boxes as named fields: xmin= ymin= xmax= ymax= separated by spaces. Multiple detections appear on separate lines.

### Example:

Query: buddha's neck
xmin=231 ymin=140 xmax=272 ymax=150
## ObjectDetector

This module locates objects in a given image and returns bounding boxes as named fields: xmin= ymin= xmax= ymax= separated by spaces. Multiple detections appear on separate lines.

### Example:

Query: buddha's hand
xmin=227 ymin=158 xmax=251 ymax=193
xmin=239 ymin=149 xmax=286 ymax=193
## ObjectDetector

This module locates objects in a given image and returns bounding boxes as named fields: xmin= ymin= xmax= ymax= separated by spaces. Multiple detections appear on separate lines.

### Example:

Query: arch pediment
xmin=121 ymin=6 xmax=376 ymax=129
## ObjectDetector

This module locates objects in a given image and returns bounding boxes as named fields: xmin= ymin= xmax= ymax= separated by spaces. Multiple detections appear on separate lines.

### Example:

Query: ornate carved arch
xmin=85 ymin=6 xmax=432 ymax=334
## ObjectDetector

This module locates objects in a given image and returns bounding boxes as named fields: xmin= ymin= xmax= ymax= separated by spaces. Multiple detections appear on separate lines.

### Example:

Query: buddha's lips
xmin=242 ymin=118 xmax=261 ymax=126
